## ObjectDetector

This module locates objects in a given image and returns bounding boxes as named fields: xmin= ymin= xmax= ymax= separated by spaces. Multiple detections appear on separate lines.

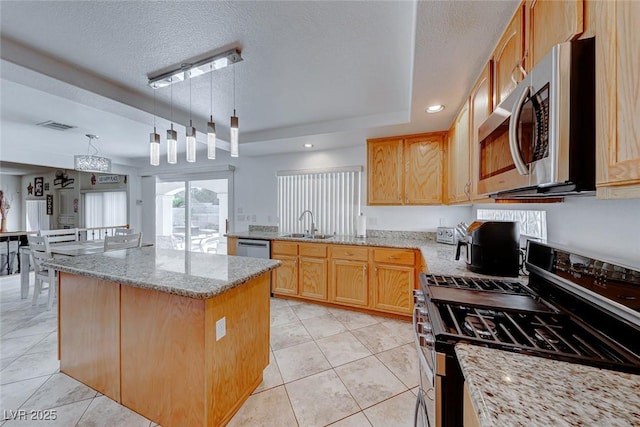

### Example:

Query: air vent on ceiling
xmin=36 ymin=120 xmax=77 ymax=131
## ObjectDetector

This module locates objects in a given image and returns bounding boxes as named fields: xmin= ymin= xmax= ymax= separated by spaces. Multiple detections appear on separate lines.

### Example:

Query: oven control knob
xmin=418 ymin=308 xmax=430 ymax=319
xmin=412 ymin=290 xmax=426 ymax=304
xmin=419 ymin=333 xmax=435 ymax=347
xmin=418 ymin=322 xmax=433 ymax=334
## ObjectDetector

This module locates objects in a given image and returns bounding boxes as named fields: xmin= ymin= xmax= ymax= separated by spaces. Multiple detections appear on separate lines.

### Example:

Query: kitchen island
xmin=45 ymin=247 xmax=281 ymax=427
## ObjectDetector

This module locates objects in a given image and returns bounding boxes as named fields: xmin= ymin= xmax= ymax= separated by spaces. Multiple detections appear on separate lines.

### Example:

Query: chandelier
xmin=148 ymin=47 xmax=243 ymax=166
xmin=74 ymin=134 xmax=111 ymax=173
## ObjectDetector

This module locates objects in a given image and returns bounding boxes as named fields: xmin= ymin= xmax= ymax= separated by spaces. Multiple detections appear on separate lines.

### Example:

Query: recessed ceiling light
xmin=425 ymin=104 xmax=445 ymax=113
xmin=304 ymin=143 xmax=314 ymax=148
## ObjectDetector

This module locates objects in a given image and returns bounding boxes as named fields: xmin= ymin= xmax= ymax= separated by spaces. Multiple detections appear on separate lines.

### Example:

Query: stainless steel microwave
xmin=477 ymin=38 xmax=595 ymax=199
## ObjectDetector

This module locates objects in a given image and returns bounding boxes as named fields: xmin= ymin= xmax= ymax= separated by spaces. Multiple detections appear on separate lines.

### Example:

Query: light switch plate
xmin=216 ymin=317 xmax=226 ymax=341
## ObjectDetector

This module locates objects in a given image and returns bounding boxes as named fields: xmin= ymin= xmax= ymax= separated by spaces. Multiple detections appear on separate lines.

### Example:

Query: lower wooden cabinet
xmin=271 ymin=240 xmax=421 ymax=317
xmin=272 ymin=254 xmax=298 ymax=295
xmin=371 ymin=262 xmax=414 ymax=315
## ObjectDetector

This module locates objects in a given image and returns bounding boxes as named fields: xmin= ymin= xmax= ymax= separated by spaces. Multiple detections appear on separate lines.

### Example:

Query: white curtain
xmin=25 ymin=200 xmax=49 ymax=231
xmin=84 ymin=191 xmax=127 ymax=228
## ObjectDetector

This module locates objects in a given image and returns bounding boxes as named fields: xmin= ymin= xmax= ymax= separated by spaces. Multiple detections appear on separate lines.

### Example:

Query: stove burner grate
xmin=463 ymin=315 xmax=497 ymax=339
xmin=425 ymin=274 xmax=530 ymax=295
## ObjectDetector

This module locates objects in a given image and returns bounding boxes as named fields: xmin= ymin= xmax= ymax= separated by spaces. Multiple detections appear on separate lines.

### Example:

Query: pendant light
xmin=207 ymin=64 xmax=216 ymax=159
xmin=186 ymin=76 xmax=197 ymax=162
xmin=149 ymin=88 xmax=160 ymax=166
xmin=230 ymin=64 xmax=239 ymax=158
xmin=167 ymin=79 xmax=178 ymax=164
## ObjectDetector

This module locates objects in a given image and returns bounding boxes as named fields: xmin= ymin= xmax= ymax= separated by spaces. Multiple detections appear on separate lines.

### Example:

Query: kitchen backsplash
xmin=476 ymin=209 xmax=547 ymax=240
xmin=248 ymin=225 xmax=279 ymax=233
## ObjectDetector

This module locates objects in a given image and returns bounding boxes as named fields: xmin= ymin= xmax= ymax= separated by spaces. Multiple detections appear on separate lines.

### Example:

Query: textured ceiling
xmin=0 ymin=0 xmax=519 ymax=166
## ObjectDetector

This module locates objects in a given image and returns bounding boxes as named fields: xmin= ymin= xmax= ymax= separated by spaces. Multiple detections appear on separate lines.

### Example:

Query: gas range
xmin=413 ymin=241 xmax=640 ymax=427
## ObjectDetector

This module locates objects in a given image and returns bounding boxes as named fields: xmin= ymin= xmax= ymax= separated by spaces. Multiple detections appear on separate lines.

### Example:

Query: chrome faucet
xmin=298 ymin=210 xmax=316 ymax=237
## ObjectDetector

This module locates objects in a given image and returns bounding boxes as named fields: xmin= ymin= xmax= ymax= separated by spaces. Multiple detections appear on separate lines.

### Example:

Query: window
xmin=277 ymin=166 xmax=362 ymax=236
xmin=25 ymin=200 xmax=48 ymax=231
xmin=84 ymin=191 xmax=127 ymax=228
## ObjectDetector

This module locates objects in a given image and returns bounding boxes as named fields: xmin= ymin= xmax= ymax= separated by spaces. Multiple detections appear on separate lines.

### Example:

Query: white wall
xmin=473 ymin=197 xmax=640 ymax=266
xmin=0 ymin=175 xmax=22 ymax=231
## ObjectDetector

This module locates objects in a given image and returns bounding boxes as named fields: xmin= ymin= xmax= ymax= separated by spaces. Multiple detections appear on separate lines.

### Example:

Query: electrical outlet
xmin=251 ymin=214 xmax=257 ymax=222
xmin=237 ymin=207 xmax=244 ymax=214
xmin=237 ymin=215 xmax=245 ymax=221
xmin=216 ymin=317 xmax=226 ymax=341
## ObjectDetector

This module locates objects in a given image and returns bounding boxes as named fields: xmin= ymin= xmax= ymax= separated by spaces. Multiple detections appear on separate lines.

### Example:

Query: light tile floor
xmin=0 ymin=273 xmax=419 ymax=426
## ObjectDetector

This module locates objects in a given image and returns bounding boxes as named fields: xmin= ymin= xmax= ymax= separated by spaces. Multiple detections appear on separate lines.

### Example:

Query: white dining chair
xmin=103 ymin=232 xmax=143 ymax=252
xmin=27 ymin=235 xmax=57 ymax=310
xmin=40 ymin=228 xmax=80 ymax=244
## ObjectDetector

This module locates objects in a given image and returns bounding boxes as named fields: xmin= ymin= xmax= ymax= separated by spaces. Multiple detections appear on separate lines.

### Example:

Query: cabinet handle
xmin=363 ymin=265 xmax=367 ymax=276
xmin=388 ymin=256 xmax=399 ymax=260
xmin=345 ymin=252 xmax=353 ymax=256
xmin=464 ymin=182 xmax=471 ymax=200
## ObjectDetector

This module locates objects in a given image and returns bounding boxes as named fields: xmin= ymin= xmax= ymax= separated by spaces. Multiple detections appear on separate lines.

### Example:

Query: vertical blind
xmin=277 ymin=166 xmax=362 ymax=236
xmin=84 ymin=191 xmax=127 ymax=228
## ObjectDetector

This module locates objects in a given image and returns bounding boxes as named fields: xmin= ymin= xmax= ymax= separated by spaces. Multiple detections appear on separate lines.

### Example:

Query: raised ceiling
xmin=0 ymin=1 xmax=519 ymax=168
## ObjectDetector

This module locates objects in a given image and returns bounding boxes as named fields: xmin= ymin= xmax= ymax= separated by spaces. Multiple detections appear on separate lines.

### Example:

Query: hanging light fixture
xmin=230 ymin=64 xmax=239 ymax=158
xmin=149 ymin=88 xmax=160 ymax=166
xmin=186 ymin=76 xmax=197 ymax=162
xmin=207 ymin=64 xmax=216 ymax=159
xmin=167 ymin=79 xmax=178 ymax=164
xmin=74 ymin=134 xmax=111 ymax=173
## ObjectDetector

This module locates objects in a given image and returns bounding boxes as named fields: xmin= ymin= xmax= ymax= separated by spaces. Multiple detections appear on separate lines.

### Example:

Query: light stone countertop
xmin=44 ymin=247 xmax=281 ymax=299
xmin=228 ymin=230 xmax=526 ymax=281
xmin=455 ymin=343 xmax=640 ymax=427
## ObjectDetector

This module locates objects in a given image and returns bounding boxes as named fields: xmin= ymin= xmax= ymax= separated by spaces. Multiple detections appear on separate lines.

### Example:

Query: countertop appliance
xmin=236 ymin=238 xmax=271 ymax=259
xmin=455 ymin=220 xmax=520 ymax=277
xmin=477 ymin=37 xmax=595 ymax=199
xmin=413 ymin=241 xmax=640 ymax=427
xmin=435 ymin=227 xmax=457 ymax=245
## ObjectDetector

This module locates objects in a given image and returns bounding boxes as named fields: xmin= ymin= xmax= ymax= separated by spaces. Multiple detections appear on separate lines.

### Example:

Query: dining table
xmin=20 ymin=240 xmax=107 ymax=299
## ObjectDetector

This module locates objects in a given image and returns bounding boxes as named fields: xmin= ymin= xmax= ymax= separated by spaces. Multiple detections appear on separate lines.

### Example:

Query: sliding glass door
xmin=155 ymin=177 xmax=230 ymax=254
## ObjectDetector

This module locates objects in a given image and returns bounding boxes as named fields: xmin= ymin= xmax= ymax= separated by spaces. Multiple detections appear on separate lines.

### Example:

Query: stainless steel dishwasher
xmin=236 ymin=239 xmax=271 ymax=259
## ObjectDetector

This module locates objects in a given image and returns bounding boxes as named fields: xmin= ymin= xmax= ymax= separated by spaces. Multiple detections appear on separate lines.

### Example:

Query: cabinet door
xmin=596 ymin=0 xmax=640 ymax=198
xmin=367 ymin=138 xmax=403 ymax=205
xmin=448 ymin=101 xmax=471 ymax=203
xmin=371 ymin=263 xmax=414 ymax=315
xmin=330 ymin=259 xmax=368 ymax=307
xmin=272 ymin=255 xmax=298 ymax=296
xmin=527 ymin=0 xmax=583 ymax=69
xmin=299 ymin=257 xmax=328 ymax=301
xmin=404 ymin=135 xmax=443 ymax=205
xmin=493 ymin=5 xmax=524 ymax=107
xmin=469 ymin=63 xmax=492 ymax=200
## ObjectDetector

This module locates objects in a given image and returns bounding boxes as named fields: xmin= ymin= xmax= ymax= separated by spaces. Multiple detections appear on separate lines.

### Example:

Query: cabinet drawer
xmin=330 ymin=245 xmax=368 ymax=262
xmin=272 ymin=241 xmax=298 ymax=256
xmin=299 ymin=243 xmax=327 ymax=258
xmin=373 ymin=248 xmax=415 ymax=266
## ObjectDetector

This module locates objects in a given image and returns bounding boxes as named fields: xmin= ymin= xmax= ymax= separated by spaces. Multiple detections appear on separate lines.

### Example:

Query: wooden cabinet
xmin=370 ymin=248 xmax=415 ymax=315
xmin=271 ymin=241 xmax=327 ymax=300
xmin=367 ymin=138 xmax=403 ymax=204
xmin=492 ymin=4 xmax=525 ymax=108
xmin=463 ymin=382 xmax=481 ymax=427
xmin=298 ymin=243 xmax=328 ymax=301
xmin=227 ymin=237 xmax=238 ymax=255
xmin=404 ymin=135 xmax=444 ymax=204
xmin=526 ymin=0 xmax=584 ymax=70
xmin=469 ymin=63 xmax=493 ymax=201
xmin=595 ymin=0 xmax=640 ymax=199
xmin=368 ymin=133 xmax=444 ymax=206
xmin=447 ymin=101 xmax=471 ymax=204
xmin=329 ymin=245 xmax=368 ymax=307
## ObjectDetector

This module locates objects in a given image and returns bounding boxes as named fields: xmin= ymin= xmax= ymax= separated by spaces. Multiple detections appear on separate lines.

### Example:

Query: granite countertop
xmin=226 ymin=230 xmax=429 ymax=249
xmin=228 ymin=230 xmax=526 ymax=281
xmin=455 ymin=343 xmax=640 ymax=427
xmin=44 ymin=247 xmax=281 ymax=299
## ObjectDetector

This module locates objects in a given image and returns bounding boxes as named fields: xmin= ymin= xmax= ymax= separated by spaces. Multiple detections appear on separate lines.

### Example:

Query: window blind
xmin=277 ymin=166 xmax=362 ymax=236
xmin=84 ymin=191 xmax=127 ymax=228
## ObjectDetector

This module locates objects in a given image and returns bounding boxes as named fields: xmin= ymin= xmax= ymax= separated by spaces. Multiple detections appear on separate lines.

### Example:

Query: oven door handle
xmin=508 ymin=85 xmax=531 ymax=176
xmin=413 ymin=305 xmax=434 ymax=383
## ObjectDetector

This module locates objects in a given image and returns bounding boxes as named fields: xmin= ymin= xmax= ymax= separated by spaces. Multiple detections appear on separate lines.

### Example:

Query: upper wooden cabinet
xmin=404 ymin=135 xmax=444 ymax=204
xmin=469 ymin=63 xmax=493 ymax=201
xmin=526 ymin=0 xmax=584 ymax=70
xmin=595 ymin=0 xmax=640 ymax=199
xmin=492 ymin=4 xmax=525 ymax=108
xmin=367 ymin=138 xmax=403 ymax=204
xmin=367 ymin=133 xmax=444 ymax=206
xmin=447 ymin=101 xmax=471 ymax=204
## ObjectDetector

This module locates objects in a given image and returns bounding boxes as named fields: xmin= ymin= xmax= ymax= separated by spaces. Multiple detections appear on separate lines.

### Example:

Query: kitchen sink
xmin=284 ymin=233 xmax=307 ymax=238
